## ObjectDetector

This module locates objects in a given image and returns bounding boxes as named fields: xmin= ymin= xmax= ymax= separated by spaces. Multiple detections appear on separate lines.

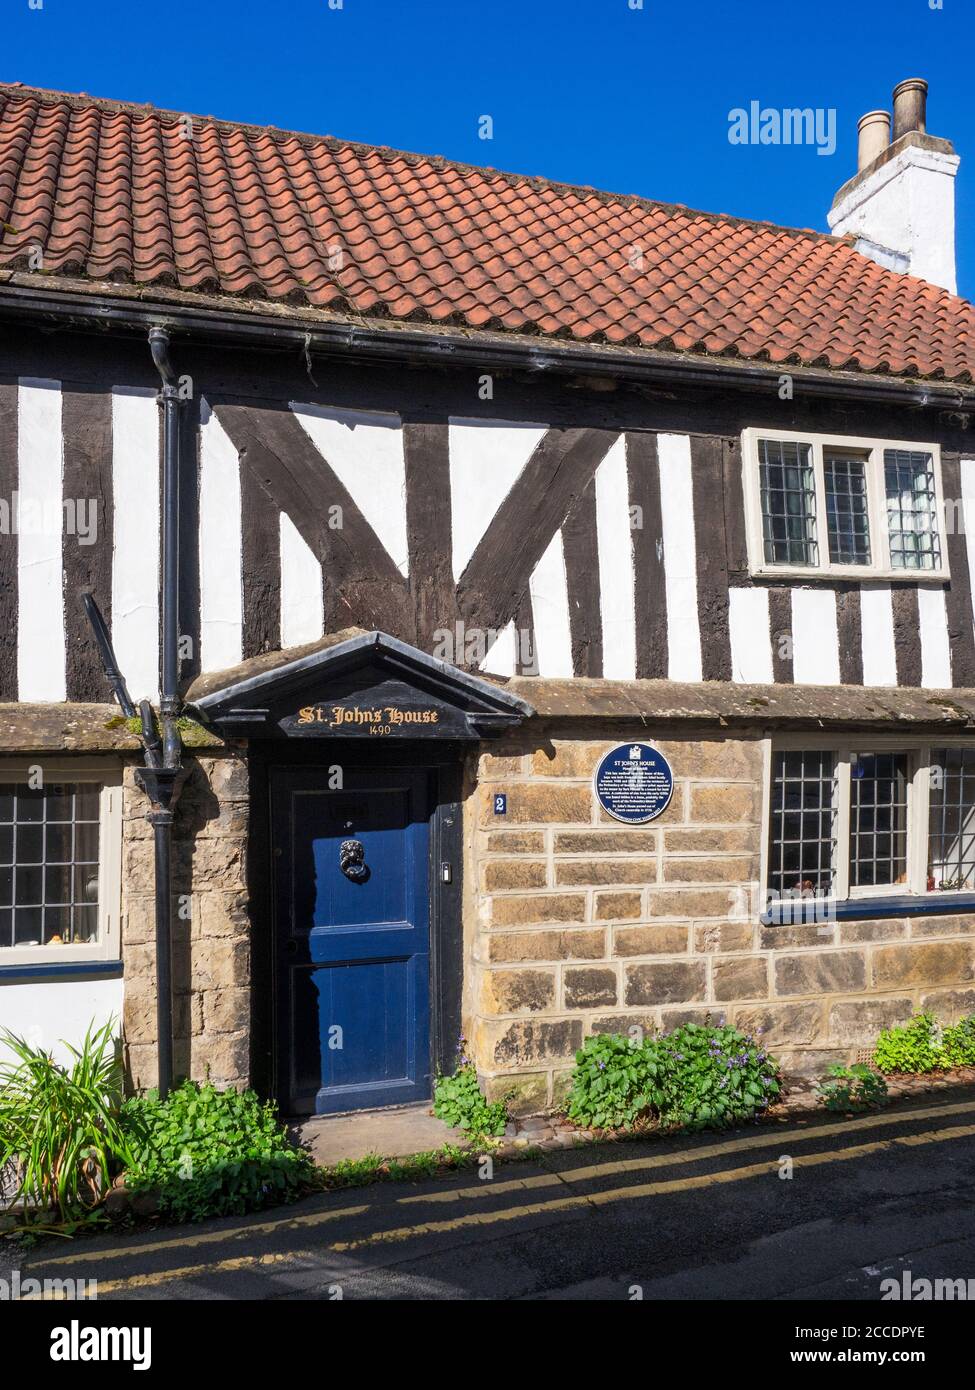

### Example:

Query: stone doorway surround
xmin=181 ymin=627 xmax=534 ymax=1111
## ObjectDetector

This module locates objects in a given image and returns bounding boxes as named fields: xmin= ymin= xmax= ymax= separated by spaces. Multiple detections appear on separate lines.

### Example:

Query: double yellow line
xmin=24 ymin=1099 xmax=975 ymax=1296
xmin=330 ymin=1116 xmax=975 ymax=1253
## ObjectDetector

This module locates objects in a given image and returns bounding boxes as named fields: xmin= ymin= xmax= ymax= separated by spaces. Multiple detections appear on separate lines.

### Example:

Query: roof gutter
xmin=0 ymin=281 xmax=971 ymax=413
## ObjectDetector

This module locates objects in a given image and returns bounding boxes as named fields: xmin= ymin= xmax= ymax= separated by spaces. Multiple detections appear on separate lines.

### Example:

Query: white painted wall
xmin=480 ymin=620 xmax=517 ymax=677
xmin=828 ymin=143 xmax=960 ymax=293
xmin=111 ymin=387 xmax=160 ymax=702
xmin=961 ymin=459 xmax=975 ymax=664
xmin=279 ymin=511 xmax=324 ymax=648
xmin=293 ymin=403 xmax=410 ymax=576
xmin=0 ymin=977 xmax=123 ymax=1070
xmin=529 ymin=530 xmax=573 ymax=678
xmin=657 ymin=433 xmax=703 ymax=681
xmin=447 ymin=419 xmax=546 ymax=581
xmin=791 ymin=588 xmax=841 ymax=685
xmin=918 ymin=585 xmax=952 ymax=688
xmin=859 ymin=584 xmax=898 ymax=687
xmin=595 ymin=435 xmax=636 ymax=679
xmin=17 ymin=379 xmax=66 ymax=701
xmin=199 ymin=403 xmax=243 ymax=673
xmin=728 ymin=587 xmax=773 ymax=683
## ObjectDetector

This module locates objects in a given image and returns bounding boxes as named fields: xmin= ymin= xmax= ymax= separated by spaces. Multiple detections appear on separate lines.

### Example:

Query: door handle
xmin=340 ymin=838 xmax=369 ymax=882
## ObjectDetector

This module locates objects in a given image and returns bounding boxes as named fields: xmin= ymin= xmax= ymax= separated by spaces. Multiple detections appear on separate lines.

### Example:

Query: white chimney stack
xmin=828 ymin=78 xmax=960 ymax=294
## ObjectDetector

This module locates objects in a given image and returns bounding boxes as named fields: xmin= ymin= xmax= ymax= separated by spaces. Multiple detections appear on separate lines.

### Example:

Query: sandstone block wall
xmin=113 ymin=730 xmax=975 ymax=1116
xmin=121 ymin=752 xmax=251 ymax=1093
xmin=468 ymin=731 xmax=975 ymax=1112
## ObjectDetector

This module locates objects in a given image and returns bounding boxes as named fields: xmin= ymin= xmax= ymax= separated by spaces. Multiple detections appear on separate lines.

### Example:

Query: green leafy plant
xmin=565 ymin=1032 xmax=657 ymax=1130
xmin=325 ymin=1151 xmax=386 ymax=1188
xmin=0 ymin=1018 xmax=132 ymax=1229
xmin=322 ymin=1143 xmax=479 ymax=1190
xmin=817 ymin=1063 xmax=889 ymax=1112
xmin=120 ymin=1080 xmax=313 ymax=1223
xmin=873 ymin=1012 xmax=975 ymax=1074
xmin=386 ymin=1151 xmax=441 ymax=1181
xmin=385 ymin=1146 xmax=481 ymax=1181
xmin=874 ymin=1013 xmax=943 ymax=1073
xmin=653 ymin=1022 xmax=781 ymax=1131
xmin=433 ymin=1043 xmax=509 ymax=1140
xmin=939 ymin=1015 xmax=975 ymax=1068
xmin=565 ymin=1021 xmax=780 ymax=1133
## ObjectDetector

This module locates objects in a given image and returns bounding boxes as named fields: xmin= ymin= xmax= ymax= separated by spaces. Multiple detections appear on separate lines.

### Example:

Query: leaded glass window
xmin=759 ymin=438 xmax=818 ymax=566
xmin=849 ymin=752 xmax=909 ymax=888
xmin=767 ymin=751 xmax=837 ymax=899
xmin=885 ymin=449 xmax=941 ymax=571
xmin=0 ymin=783 xmax=101 ymax=949
xmin=928 ymin=748 xmax=975 ymax=891
xmin=824 ymin=452 xmax=871 ymax=565
xmin=746 ymin=432 xmax=945 ymax=579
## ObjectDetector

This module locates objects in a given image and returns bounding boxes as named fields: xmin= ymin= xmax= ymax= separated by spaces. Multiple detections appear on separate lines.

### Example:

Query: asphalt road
xmin=8 ymin=1085 xmax=975 ymax=1301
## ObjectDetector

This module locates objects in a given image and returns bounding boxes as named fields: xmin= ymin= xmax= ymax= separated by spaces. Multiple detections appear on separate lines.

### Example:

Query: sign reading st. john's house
xmin=594 ymin=743 xmax=674 ymax=824
xmin=295 ymin=703 xmax=442 ymax=734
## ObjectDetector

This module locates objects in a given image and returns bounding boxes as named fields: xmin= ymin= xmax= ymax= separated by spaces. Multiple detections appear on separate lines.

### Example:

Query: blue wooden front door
xmin=271 ymin=766 xmax=432 ymax=1115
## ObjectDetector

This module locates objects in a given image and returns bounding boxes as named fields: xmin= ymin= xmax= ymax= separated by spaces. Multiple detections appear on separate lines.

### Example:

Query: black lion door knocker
xmin=339 ymin=838 xmax=369 ymax=883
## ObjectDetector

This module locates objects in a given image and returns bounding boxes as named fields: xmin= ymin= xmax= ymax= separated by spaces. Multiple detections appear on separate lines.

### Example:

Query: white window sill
xmin=0 ymin=944 xmax=117 ymax=970
xmin=750 ymin=565 xmax=948 ymax=584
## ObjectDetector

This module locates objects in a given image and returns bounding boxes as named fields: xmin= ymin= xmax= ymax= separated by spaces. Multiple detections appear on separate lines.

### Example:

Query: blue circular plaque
xmin=594 ymin=743 xmax=674 ymax=824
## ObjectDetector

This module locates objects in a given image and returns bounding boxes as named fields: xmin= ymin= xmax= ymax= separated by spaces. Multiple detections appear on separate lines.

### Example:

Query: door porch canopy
xmin=185 ymin=629 xmax=535 ymax=741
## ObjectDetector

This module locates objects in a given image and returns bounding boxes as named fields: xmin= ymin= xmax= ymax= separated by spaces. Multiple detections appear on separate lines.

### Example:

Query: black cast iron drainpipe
xmin=84 ymin=592 xmax=178 ymax=1087
xmin=86 ymin=328 xmax=185 ymax=1097
xmin=125 ymin=325 xmax=186 ymax=1100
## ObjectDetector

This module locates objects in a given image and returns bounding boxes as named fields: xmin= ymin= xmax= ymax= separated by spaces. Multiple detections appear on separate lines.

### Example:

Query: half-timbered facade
xmin=4 ymin=80 xmax=975 ymax=1114
xmin=12 ymin=381 xmax=975 ymax=703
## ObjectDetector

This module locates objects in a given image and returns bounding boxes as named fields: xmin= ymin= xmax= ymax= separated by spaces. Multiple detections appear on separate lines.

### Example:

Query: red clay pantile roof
xmin=1 ymin=82 xmax=974 ymax=382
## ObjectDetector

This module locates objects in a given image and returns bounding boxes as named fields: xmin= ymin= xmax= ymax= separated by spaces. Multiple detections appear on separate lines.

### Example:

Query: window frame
xmin=0 ymin=761 xmax=123 ymax=967
xmin=742 ymin=427 xmax=949 ymax=582
xmin=761 ymin=735 xmax=975 ymax=908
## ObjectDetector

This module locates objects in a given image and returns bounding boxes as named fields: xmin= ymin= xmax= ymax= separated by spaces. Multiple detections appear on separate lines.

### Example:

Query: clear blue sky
xmin=5 ymin=0 xmax=973 ymax=297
